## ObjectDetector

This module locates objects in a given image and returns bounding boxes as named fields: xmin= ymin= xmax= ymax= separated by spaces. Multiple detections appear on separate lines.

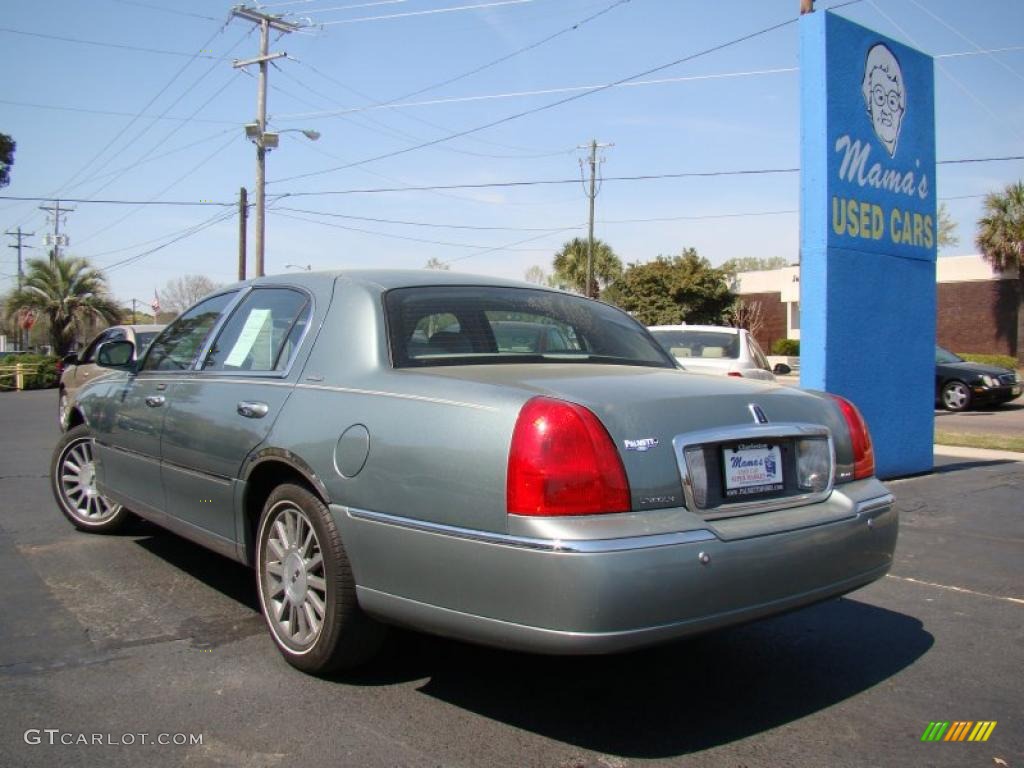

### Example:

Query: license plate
xmin=723 ymin=443 xmax=784 ymax=498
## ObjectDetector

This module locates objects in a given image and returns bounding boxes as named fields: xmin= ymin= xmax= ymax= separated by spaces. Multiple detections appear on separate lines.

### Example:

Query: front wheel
xmin=58 ymin=389 xmax=69 ymax=430
xmin=256 ymin=483 xmax=385 ymax=674
xmin=942 ymin=380 xmax=972 ymax=411
xmin=51 ymin=425 xmax=129 ymax=532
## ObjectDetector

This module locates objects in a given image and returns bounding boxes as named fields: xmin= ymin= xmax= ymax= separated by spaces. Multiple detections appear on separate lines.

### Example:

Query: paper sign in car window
xmin=225 ymin=308 xmax=272 ymax=368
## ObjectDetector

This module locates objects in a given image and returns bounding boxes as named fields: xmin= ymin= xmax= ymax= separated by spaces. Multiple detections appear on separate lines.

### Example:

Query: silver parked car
xmin=648 ymin=324 xmax=779 ymax=380
xmin=53 ymin=271 xmax=895 ymax=675
xmin=58 ymin=324 xmax=164 ymax=427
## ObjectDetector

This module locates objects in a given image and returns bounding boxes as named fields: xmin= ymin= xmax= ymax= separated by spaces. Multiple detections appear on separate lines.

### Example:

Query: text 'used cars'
xmin=53 ymin=271 xmax=896 ymax=674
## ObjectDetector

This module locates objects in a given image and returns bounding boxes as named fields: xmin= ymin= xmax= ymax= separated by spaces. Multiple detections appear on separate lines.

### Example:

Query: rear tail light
xmin=830 ymin=394 xmax=875 ymax=480
xmin=507 ymin=397 xmax=631 ymax=516
xmin=727 ymin=371 xmax=743 ymax=378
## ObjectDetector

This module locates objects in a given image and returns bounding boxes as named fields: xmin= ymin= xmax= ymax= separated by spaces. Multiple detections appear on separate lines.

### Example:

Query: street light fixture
xmin=285 ymin=263 xmax=312 ymax=271
xmin=241 ymin=122 xmax=319 ymax=277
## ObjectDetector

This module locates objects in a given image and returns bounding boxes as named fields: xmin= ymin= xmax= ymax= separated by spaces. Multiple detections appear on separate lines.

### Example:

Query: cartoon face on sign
xmin=861 ymin=43 xmax=905 ymax=157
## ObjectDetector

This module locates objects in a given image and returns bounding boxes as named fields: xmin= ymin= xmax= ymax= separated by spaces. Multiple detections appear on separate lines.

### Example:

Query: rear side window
xmin=386 ymin=286 xmax=674 ymax=369
xmin=142 ymin=293 xmax=236 ymax=372
xmin=202 ymin=288 xmax=310 ymax=373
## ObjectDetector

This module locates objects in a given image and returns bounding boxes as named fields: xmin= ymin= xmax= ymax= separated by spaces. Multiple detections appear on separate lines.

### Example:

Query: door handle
xmin=145 ymin=395 xmax=165 ymax=408
xmin=237 ymin=401 xmax=269 ymax=419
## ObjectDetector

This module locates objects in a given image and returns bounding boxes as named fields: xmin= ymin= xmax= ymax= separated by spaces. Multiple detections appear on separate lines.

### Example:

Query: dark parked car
xmin=53 ymin=271 xmax=896 ymax=675
xmin=935 ymin=346 xmax=1021 ymax=411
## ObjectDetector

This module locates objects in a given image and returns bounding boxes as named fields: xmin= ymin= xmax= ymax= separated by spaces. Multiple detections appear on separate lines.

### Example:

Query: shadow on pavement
xmin=132 ymin=523 xmax=260 ymax=613
xmin=931 ymin=458 xmax=1017 ymax=474
xmin=342 ymin=597 xmax=933 ymax=759
xmin=123 ymin=525 xmax=933 ymax=759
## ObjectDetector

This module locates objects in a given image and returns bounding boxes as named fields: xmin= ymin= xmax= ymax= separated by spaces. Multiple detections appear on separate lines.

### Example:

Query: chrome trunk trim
xmin=672 ymin=422 xmax=836 ymax=519
xmin=344 ymin=506 xmax=716 ymax=553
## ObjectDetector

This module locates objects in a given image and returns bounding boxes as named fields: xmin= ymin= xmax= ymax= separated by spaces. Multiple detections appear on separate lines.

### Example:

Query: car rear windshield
xmin=385 ymin=286 xmax=675 ymax=369
xmin=650 ymin=329 xmax=741 ymax=360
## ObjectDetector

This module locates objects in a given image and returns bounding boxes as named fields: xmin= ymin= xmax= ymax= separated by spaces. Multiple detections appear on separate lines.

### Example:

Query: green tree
xmin=0 ymin=133 xmax=14 ymax=188
xmin=720 ymin=256 xmax=790 ymax=277
xmin=424 ymin=257 xmax=450 ymax=270
xmin=4 ymin=256 xmax=122 ymax=356
xmin=552 ymin=237 xmax=622 ymax=297
xmin=975 ymin=181 xmax=1024 ymax=365
xmin=938 ymin=202 xmax=959 ymax=249
xmin=611 ymin=248 xmax=735 ymax=326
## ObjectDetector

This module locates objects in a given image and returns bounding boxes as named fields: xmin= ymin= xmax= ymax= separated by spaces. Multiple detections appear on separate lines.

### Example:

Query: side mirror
xmin=773 ymin=363 xmax=792 ymax=375
xmin=96 ymin=340 xmax=136 ymax=370
xmin=62 ymin=353 xmax=79 ymax=367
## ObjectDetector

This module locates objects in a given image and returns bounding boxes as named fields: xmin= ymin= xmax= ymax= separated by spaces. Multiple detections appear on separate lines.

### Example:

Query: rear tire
xmin=51 ymin=425 xmax=129 ymax=532
xmin=255 ymin=483 xmax=385 ymax=674
xmin=942 ymin=380 xmax=972 ymax=411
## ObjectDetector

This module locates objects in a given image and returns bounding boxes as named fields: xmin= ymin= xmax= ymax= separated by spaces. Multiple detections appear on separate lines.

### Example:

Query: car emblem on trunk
xmin=749 ymin=404 xmax=769 ymax=424
xmin=624 ymin=437 xmax=659 ymax=452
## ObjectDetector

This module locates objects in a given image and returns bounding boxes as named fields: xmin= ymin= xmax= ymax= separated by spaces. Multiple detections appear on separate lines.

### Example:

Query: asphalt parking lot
xmin=1 ymin=389 xmax=1021 ymax=768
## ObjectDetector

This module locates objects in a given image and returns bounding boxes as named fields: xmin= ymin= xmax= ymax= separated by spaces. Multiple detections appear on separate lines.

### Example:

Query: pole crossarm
xmin=233 ymin=52 xmax=287 ymax=69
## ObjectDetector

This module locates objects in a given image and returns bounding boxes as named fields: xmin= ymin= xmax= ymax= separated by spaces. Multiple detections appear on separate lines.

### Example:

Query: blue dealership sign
xmin=801 ymin=11 xmax=936 ymax=478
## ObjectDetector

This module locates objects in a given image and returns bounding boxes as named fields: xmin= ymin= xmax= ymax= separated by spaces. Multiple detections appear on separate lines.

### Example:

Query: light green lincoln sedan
xmin=53 ymin=270 xmax=896 ymax=675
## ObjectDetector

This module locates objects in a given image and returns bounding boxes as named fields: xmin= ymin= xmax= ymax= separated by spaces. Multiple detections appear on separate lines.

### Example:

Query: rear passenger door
xmin=160 ymin=287 xmax=312 ymax=551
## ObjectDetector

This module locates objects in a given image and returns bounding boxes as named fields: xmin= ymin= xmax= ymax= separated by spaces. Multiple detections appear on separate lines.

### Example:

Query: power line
xmin=275 ymin=66 xmax=798 ymax=121
xmin=44 ymin=26 xmax=230 ymax=205
xmin=75 ymin=132 xmax=242 ymax=247
xmin=103 ymin=209 xmax=237 ymax=273
xmin=270 ymin=11 xmax=803 ymax=184
xmin=274 ymin=205 xmax=576 ymax=230
xmin=0 ymin=98 xmax=236 ymax=125
xmin=362 ymin=0 xmax=631 ymax=106
xmin=273 ymin=47 xmax=1019 ymax=123
xmin=4 ymin=154 xmax=1019 ymax=209
xmin=268 ymin=209 xmax=567 ymax=251
xmin=301 ymin=62 xmax=577 ymax=158
xmin=316 ymin=0 xmax=542 ymax=26
xmin=0 ymin=196 xmax=231 ymax=206
xmin=0 ymin=26 xmax=230 ymax=59
xmin=109 ymin=0 xmax=223 ymax=22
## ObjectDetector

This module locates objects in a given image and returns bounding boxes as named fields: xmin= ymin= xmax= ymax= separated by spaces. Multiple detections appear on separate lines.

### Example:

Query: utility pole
xmin=5 ymin=227 xmax=34 ymax=350
xmin=130 ymin=299 xmax=138 ymax=324
xmin=39 ymin=200 xmax=74 ymax=264
xmin=238 ymin=187 xmax=248 ymax=281
xmin=579 ymin=140 xmax=612 ymax=299
xmin=231 ymin=5 xmax=302 ymax=278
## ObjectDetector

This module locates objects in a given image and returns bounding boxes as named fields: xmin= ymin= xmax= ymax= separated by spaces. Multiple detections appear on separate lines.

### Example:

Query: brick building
xmin=732 ymin=255 xmax=1019 ymax=357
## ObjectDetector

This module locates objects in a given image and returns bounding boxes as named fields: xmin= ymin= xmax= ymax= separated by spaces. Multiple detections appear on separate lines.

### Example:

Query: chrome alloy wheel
xmin=58 ymin=391 xmax=69 ymax=429
xmin=942 ymin=381 xmax=971 ymax=411
xmin=56 ymin=437 xmax=122 ymax=525
xmin=261 ymin=501 xmax=328 ymax=650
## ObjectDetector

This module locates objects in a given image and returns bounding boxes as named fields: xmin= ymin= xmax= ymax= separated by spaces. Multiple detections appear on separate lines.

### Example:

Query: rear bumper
xmin=333 ymin=482 xmax=897 ymax=654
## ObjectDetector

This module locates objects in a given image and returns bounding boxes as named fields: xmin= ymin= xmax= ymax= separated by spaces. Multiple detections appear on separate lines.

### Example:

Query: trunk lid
xmin=413 ymin=364 xmax=851 ymax=512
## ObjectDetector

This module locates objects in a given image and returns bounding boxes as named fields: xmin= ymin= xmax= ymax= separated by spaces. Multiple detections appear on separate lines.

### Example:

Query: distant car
xmin=648 ymin=325 xmax=779 ymax=380
xmin=53 ymin=271 xmax=894 ymax=675
xmin=935 ymin=346 xmax=1021 ymax=411
xmin=58 ymin=324 xmax=164 ymax=427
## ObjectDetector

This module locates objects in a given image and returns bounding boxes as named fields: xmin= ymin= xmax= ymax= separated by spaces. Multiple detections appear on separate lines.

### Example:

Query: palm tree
xmin=975 ymin=181 xmax=1024 ymax=366
xmin=552 ymin=237 xmax=623 ymax=298
xmin=4 ymin=256 xmax=122 ymax=356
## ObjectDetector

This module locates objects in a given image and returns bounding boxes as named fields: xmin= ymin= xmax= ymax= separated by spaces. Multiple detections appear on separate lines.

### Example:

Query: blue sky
xmin=2 ymin=0 xmax=1022 ymax=306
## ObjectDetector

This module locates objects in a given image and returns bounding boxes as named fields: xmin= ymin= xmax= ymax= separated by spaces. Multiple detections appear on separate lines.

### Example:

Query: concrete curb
xmin=934 ymin=444 xmax=1024 ymax=462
